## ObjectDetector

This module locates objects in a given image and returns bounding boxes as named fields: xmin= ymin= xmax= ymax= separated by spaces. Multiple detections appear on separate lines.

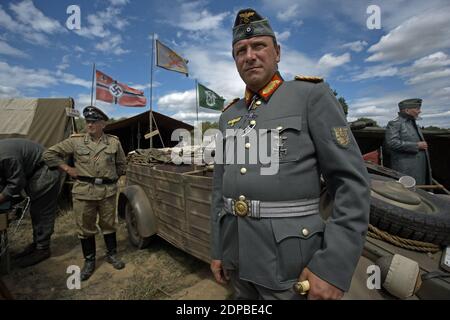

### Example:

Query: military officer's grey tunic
xmin=385 ymin=112 xmax=432 ymax=185
xmin=43 ymin=133 xmax=126 ymax=238
xmin=210 ymin=77 xmax=370 ymax=292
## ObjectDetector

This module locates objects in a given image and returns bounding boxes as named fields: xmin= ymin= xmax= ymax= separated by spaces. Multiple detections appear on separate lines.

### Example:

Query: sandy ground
xmin=2 ymin=209 xmax=232 ymax=300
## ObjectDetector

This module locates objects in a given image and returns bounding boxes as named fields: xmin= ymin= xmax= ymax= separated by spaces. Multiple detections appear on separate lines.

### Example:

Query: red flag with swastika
xmin=96 ymin=70 xmax=147 ymax=107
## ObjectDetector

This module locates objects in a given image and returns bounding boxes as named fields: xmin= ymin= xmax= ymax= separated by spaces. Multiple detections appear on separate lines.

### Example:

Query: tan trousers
xmin=73 ymin=196 xmax=117 ymax=239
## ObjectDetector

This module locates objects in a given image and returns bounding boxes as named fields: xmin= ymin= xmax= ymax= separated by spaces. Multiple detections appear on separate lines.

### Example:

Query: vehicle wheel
xmin=369 ymin=174 xmax=450 ymax=246
xmin=125 ymin=201 xmax=152 ymax=249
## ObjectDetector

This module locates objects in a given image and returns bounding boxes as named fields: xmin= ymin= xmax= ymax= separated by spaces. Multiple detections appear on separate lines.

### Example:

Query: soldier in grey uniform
xmin=210 ymin=9 xmax=370 ymax=300
xmin=43 ymin=106 xmax=126 ymax=281
xmin=0 ymin=138 xmax=61 ymax=267
xmin=385 ymin=99 xmax=432 ymax=185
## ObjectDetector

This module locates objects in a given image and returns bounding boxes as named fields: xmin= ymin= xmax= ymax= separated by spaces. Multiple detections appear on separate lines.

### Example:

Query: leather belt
xmin=77 ymin=176 xmax=117 ymax=185
xmin=223 ymin=196 xmax=320 ymax=219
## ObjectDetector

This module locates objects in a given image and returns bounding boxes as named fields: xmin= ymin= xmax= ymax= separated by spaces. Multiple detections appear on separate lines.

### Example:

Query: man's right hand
xmin=60 ymin=165 xmax=78 ymax=178
xmin=210 ymin=259 xmax=229 ymax=284
xmin=417 ymin=141 xmax=428 ymax=150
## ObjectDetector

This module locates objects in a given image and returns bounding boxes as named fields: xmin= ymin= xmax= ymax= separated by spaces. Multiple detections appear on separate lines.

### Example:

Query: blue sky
xmin=1 ymin=0 xmax=449 ymax=127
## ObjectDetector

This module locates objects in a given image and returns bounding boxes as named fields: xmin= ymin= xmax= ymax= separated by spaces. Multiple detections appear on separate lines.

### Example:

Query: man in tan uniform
xmin=44 ymin=106 xmax=126 ymax=281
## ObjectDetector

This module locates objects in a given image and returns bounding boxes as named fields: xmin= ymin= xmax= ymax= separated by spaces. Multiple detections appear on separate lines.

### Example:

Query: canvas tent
xmin=104 ymin=110 xmax=194 ymax=154
xmin=0 ymin=98 xmax=75 ymax=148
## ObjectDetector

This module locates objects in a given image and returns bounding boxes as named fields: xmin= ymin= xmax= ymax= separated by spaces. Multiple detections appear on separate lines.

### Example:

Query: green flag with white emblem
xmin=197 ymin=83 xmax=225 ymax=111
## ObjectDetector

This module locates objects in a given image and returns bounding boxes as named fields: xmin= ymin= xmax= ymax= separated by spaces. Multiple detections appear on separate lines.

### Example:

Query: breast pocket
xmin=75 ymin=148 xmax=91 ymax=163
xmin=271 ymin=214 xmax=325 ymax=283
xmin=104 ymin=147 xmax=116 ymax=164
xmin=263 ymin=116 xmax=302 ymax=163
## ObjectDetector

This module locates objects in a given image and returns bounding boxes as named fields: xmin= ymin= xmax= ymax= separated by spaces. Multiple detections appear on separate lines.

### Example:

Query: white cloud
xmin=0 ymin=62 xmax=93 ymax=101
xmin=109 ymin=0 xmax=129 ymax=6
xmin=0 ymin=61 xmax=57 ymax=89
xmin=367 ymin=7 xmax=450 ymax=63
xmin=408 ymin=52 xmax=450 ymax=72
xmin=317 ymin=53 xmax=351 ymax=70
xmin=407 ymin=69 xmax=450 ymax=85
xmin=422 ymin=111 xmax=450 ymax=119
xmin=276 ymin=4 xmax=300 ymax=22
xmin=0 ymin=40 xmax=29 ymax=58
xmin=74 ymin=46 xmax=85 ymax=53
xmin=352 ymin=65 xmax=398 ymax=81
xmin=279 ymin=49 xmax=353 ymax=79
xmin=10 ymin=0 xmax=63 ymax=34
xmin=132 ymin=82 xmax=160 ymax=91
xmin=95 ymin=35 xmax=129 ymax=55
xmin=0 ymin=85 xmax=21 ymax=98
xmin=168 ymin=2 xmax=229 ymax=31
xmin=157 ymin=90 xmax=197 ymax=113
xmin=56 ymin=54 xmax=71 ymax=72
xmin=275 ymin=31 xmax=291 ymax=42
xmin=75 ymin=7 xmax=128 ymax=39
xmin=156 ymin=89 xmax=223 ymax=124
xmin=0 ymin=5 xmax=48 ymax=45
xmin=170 ymin=111 xmax=221 ymax=124
xmin=58 ymin=72 xmax=91 ymax=89
xmin=341 ymin=41 xmax=368 ymax=53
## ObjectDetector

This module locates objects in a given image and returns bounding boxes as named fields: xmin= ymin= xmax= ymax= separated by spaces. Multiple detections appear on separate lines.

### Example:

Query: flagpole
xmin=195 ymin=79 xmax=199 ymax=125
xmin=149 ymin=33 xmax=155 ymax=148
xmin=90 ymin=63 xmax=96 ymax=106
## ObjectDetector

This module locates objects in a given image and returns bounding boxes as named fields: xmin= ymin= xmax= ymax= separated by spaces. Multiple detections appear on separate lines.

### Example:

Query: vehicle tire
xmin=125 ymin=201 xmax=152 ymax=249
xmin=369 ymin=174 xmax=450 ymax=246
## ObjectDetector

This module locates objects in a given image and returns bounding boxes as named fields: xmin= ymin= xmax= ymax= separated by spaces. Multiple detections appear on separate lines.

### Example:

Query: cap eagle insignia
xmin=239 ymin=11 xmax=255 ymax=24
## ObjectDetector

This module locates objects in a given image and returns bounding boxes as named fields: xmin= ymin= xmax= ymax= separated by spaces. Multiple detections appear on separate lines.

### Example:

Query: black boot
xmin=13 ymin=243 xmax=36 ymax=259
xmin=104 ymin=233 xmax=125 ymax=270
xmin=17 ymin=247 xmax=51 ymax=268
xmin=80 ymin=237 xmax=96 ymax=281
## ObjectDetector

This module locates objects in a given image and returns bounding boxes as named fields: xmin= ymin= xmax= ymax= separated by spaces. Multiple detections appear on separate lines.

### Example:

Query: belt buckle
xmin=233 ymin=196 xmax=249 ymax=217
xmin=94 ymin=178 xmax=103 ymax=185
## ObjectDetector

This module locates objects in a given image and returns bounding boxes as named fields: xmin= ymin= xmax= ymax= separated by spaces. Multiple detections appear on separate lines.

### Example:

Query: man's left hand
xmin=298 ymin=267 xmax=344 ymax=300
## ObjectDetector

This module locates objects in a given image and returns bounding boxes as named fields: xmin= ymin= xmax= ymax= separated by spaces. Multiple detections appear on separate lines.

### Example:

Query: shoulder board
xmin=107 ymin=134 xmax=119 ymax=140
xmin=222 ymin=98 xmax=240 ymax=113
xmin=295 ymin=75 xmax=324 ymax=83
xmin=70 ymin=133 xmax=85 ymax=138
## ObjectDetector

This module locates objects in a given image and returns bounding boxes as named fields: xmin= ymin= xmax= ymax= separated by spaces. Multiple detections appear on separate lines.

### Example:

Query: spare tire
xmin=369 ymin=174 xmax=450 ymax=246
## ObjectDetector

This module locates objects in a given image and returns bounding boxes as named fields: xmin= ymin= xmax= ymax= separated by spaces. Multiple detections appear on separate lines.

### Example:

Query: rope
xmin=367 ymin=224 xmax=441 ymax=253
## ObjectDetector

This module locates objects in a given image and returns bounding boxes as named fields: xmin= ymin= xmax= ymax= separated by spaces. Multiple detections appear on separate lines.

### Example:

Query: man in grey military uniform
xmin=0 ymin=139 xmax=61 ymax=267
xmin=43 ymin=106 xmax=126 ymax=281
xmin=209 ymin=8 xmax=370 ymax=300
xmin=385 ymin=99 xmax=432 ymax=185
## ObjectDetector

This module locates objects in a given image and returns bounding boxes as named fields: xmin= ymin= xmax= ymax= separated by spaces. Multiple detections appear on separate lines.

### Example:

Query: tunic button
xmin=240 ymin=167 xmax=247 ymax=174
xmin=250 ymin=120 xmax=256 ymax=126
xmin=302 ymin=228 xmax=309 ymax=237
xmin=245 ymin=142 xmax=251 ymax=149
xmin=255 ymin=100 xmax=262 ymax=106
